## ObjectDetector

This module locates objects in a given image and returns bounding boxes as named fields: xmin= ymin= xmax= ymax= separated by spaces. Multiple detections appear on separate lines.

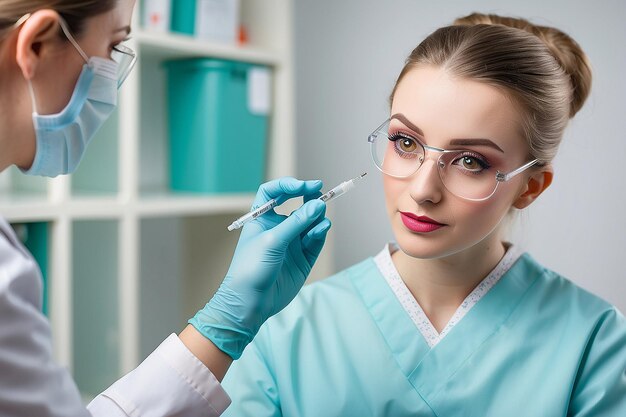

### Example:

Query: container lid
xmin=163 ymin=58 xmax=261 ymax=72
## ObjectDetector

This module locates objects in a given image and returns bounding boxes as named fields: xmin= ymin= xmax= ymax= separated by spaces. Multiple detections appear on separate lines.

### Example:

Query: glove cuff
xmin=188 ymin=314 xmax=254 ymax=360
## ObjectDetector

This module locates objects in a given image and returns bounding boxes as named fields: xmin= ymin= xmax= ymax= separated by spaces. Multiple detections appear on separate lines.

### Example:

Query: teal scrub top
xmin=222 ymin=253 xmax=626 ymax=416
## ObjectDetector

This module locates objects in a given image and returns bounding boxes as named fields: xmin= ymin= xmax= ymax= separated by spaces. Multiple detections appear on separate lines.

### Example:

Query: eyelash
xmin=111 ymin=37 xmax=131 ymax=51
xmin=388 ymin=132 xmax=421 ymax=159
xmin=453 ymin=151 xmax=492 ymax=174
xmin=388 ymin=131 xmax=493 ymax=172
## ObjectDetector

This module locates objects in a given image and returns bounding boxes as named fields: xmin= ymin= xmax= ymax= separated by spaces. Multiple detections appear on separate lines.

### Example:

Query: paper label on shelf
xmin=142 ymin=0 xmax=171 ymax=32
xmin=248 ymin=67 xmax=271 ymax=116
xmin=195 ymin=0 xmax=240 ymax=43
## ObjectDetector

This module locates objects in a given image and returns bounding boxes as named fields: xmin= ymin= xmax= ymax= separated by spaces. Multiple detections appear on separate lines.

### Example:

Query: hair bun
xmin=454 ymin=13 xmax=592 ymax=117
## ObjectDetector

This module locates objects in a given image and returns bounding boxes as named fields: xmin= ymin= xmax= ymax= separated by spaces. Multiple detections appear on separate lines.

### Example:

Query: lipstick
xmin=400 ymin=212 xmax=445 ymax=233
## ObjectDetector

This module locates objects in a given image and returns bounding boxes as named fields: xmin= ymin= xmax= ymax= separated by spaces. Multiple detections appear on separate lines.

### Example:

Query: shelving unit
xmin=0 ymin=0 xmax=331 ymax=399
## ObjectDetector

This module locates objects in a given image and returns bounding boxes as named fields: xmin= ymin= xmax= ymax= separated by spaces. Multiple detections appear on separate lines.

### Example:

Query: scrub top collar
xmin=373 ymin=242 xmax=524 ymax=348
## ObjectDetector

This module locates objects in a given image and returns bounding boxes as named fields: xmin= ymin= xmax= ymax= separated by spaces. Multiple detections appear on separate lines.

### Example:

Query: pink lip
xmin=400 ymin=212 xmax=445 ymax=233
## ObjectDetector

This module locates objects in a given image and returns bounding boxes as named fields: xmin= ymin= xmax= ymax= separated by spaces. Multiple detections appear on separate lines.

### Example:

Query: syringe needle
xmin=227 ymin=173 xmax=367 ymax=231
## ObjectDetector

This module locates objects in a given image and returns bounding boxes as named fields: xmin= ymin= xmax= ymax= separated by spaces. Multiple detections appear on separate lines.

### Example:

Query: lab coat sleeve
xmin=88 ymin=334 xmax=232 ymax=417
xmin=221 ymin=325 xmax=282 ymax=417
xmin=0 ymin=251 xmax=90 ymax=417
xmin=568 ymin=308 xmax=626 ymax=416
xmin=0 ymin=217 xmax=231 ymax=417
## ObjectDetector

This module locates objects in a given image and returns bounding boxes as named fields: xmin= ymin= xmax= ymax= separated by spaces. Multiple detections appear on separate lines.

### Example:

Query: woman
xmin=221 ymin=13 xmax=626 ymax=416
xmin=0 ymin=1 xmax=331 ymax=415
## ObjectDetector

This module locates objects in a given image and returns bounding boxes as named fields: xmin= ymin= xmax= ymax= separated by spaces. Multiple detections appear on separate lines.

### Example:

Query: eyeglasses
xmin=110 ymin=43 xmax=137 ymax=87
xmin=367 ymin=118 xmax=539 ymax=201
xmin=56 ymin=15 xmax=137 ymax=88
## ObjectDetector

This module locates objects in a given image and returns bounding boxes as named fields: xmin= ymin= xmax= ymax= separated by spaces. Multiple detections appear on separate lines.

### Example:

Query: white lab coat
xmin=0 ymin=216 xmax=231 ymax=416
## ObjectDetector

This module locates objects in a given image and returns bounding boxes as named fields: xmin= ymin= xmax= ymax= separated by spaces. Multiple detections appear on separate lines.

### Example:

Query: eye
xmin=452 ymin=152 xmax=491 ymax=173
xmin=389 ymin=133 xmax=421 ymax=158
xmin=110 ymin=37 xmax=131 ymax=53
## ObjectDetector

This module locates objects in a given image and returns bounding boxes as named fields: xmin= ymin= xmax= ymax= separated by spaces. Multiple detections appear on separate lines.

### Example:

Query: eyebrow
xmin=390 ymin=113 xmax=504 ymax=153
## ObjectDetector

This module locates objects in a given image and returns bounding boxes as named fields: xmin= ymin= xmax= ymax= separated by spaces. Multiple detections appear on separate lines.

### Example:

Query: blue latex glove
xmin=189 ymin=177 xmax=332 ymax=359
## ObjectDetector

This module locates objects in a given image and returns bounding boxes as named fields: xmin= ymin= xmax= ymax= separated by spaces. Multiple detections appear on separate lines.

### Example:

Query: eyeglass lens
xmin=370 ymin=120 xmax=500 ymax=200
xmin=111 ymin=44 xmax=136 ymax=87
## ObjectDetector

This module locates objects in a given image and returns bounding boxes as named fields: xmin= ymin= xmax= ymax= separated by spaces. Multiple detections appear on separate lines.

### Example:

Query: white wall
xmin=294 ymin=0 xmax=626 ymax=312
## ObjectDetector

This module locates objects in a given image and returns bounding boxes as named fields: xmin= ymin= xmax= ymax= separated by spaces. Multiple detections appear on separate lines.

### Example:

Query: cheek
xmin=37 ymin=52 xmax=84 ymax=114
xmin=382 ymin=175 xmax=405 ymax=216
xmin=453 ymin=189 xmax=517 ymax=238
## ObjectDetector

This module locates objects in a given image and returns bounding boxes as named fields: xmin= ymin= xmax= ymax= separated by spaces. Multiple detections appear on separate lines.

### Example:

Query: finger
xmin=267 ymin=199 xmax=326 ymax=245
xmin=299 ymin=192 xmax=324 ymax=236
xmin=252 ymin=177 xmax=323 ymax=209
xmin=301 ymin=218 xmax=332 ymax=266
xmin=303 ymin=191 xmax=323 ymax=203
xmin=237 ymin=210 xmax=286 ymax=242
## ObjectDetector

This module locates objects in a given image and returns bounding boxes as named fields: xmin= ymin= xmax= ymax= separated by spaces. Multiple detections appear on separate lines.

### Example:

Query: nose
xmin=408 ymin=156 xmax=444 ymax=204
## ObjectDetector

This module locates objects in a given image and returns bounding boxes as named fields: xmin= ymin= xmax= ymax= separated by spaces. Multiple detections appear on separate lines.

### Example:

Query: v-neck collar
xmin=349 ymin=252 xmax=543 ymax=403
xmin=373 ymin=243 xmax=523 ymax=347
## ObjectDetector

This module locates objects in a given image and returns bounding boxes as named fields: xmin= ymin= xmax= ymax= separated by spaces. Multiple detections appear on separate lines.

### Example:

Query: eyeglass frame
xmin=367 ymin=117 xmax=540 ymax=201
xmin=57 ymin=15 xmax=137 ymax=88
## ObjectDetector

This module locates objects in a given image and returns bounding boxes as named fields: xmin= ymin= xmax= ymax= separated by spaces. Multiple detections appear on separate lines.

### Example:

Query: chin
xmin=393 ymin=226 xmax=449 ymax=259
xmin=391 ymin=219 xmax=474 ymax=261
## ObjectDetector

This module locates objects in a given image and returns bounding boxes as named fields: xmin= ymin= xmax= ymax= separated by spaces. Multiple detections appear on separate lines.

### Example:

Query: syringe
xmin=227 ymin=172 xmax=367 ymax=231
xmin=318 ymin=172 xmax=367 ymax=203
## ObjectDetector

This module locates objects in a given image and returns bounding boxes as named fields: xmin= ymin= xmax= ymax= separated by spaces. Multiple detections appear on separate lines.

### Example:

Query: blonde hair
xmin=0 ymin=0 xmax=117 ymax=38
xmin=390 ymin=13 xmax=593 ymax=164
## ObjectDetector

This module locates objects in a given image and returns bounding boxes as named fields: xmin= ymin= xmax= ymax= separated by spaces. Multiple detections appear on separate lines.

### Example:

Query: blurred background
xmin=0 ymin=0 xmax=623 ymax=400
xmin=294 ymin=0 xmax=626 ymax=313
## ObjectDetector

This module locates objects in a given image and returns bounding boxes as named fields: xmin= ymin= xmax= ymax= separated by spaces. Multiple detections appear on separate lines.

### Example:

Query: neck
xmin=391 ymin=237 xmax=507 ymax=331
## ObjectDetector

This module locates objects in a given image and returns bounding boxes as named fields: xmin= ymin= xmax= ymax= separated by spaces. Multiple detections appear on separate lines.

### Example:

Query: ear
xmin=513 ymin=165 xmax=554 ymax=209
xmin=15 ymin=10 xmax=62 ymax=80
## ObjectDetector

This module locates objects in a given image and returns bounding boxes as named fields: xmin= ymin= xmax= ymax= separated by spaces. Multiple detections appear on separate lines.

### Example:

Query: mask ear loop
xmin=27 ymin=79 xmax=39 ymax=115
xmin=57 ymin=16 xmax=90 ymax=64
xmin=15 ymin=14 xmax=90 ymax=116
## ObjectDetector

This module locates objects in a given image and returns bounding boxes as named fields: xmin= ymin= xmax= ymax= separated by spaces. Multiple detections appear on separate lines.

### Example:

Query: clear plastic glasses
xmin=57 ymin=15 xmax=137 ymax=88
xmin=110 ymin=43 xmax=136 ymax=87
xmin=368 ymin=118 xmax=539 ymax=201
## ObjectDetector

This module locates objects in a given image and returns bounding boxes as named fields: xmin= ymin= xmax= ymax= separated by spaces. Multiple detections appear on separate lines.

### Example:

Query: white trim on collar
xmin=373 ymin=243 xmax=523 ymax=348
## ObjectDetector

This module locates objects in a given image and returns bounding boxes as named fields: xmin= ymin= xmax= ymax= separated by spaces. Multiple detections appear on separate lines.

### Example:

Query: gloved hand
xmin=189 ymin=177 xmax=332 ymax=359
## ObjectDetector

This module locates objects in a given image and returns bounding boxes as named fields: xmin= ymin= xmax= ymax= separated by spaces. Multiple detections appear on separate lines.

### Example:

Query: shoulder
xmin=297 ymin=257 xmax=378 ymax=306
xmin=0 ymin=217 xmax=41 ymax=309
xmin=518 ymin=252 xmax=624 ymax=327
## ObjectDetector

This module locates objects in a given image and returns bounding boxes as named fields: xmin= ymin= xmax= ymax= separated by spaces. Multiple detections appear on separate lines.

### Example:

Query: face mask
xmin=21 ymin=15 xmax=120 ymax=178
xmin=22 ymin=56 xmax=118 ymax=178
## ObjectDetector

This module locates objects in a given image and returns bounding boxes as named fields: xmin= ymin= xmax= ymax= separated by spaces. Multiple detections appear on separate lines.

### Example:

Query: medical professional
xmin=221 ymin=13 xmax=626 ymax=416
xmin=0 ymin=1 xmax=331 ymax=415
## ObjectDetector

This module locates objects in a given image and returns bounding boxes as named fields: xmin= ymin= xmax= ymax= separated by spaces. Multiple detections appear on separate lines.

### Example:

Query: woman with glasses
xmin=221 ymin=13 xmax=626 ymax=416
xmin=0 ymin=1 xmax=331 ymax=415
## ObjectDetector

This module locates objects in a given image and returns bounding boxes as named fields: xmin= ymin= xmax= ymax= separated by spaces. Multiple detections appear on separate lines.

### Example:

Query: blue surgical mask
xmin=22 ymin=19 xmax=119 ymax=178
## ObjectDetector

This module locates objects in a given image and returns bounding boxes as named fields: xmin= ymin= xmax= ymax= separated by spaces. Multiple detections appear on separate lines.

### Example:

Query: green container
xmin=170 ymin=0 xmax=195 ymax=35
xmin=164 ymin=58 xmax=269 ymax=193
xmin=12 ymin=222 xmax=49 ymax=315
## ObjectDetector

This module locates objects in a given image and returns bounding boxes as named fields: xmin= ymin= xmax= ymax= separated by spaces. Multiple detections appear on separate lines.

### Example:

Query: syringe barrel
xmin=320 ymin=180 xmax=354 ymax=203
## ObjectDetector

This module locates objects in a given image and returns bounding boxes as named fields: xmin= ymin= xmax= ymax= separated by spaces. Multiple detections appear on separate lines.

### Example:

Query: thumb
xmin=269 ymin=199 xmax=326 ymax=244
xmin=301 ymin=218 xmax=331 ymax=266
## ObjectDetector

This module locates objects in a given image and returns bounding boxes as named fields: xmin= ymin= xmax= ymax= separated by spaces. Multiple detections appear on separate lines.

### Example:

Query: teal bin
xmin=170 ymin=0 xmax=195 ymax=35
xmin=164 ymin=58 xmax=269 ymax=193
xmin=12 ymin=222 xmax=49 ymax=315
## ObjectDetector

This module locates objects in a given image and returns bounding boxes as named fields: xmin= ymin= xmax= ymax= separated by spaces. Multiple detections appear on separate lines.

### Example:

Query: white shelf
xmin=137 ymin=193 xmax=253 ymax=218
xmin=1 ymin=0 xmax=303 ymax=397
xmin=135 ymin=30 xmax=283 ymax=66
xmin=0 ymin=198 xmax=56 ymax=222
